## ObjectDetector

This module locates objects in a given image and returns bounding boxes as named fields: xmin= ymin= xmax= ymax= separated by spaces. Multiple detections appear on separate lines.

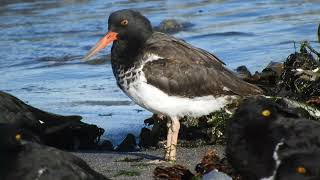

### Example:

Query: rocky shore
xmin=1 ymin=20 xmax=320 ymax=179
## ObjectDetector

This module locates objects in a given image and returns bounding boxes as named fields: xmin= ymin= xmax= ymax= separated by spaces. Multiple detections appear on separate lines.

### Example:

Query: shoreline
xmin=75 ymin=145 xmax=225 ymax=180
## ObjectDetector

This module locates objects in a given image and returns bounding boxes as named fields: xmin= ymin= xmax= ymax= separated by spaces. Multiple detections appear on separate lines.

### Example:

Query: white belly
xmin=122 ymin=72 xmax=233 ymax=118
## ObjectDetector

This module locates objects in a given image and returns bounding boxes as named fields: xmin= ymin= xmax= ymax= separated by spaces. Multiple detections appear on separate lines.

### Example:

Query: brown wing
xmin=145 ymin=32 xmax=226 ymax=67
xmin=142 ymin=32 xmax=263 ymax=98
xmin=143 ymin=58 xmax=263 ymax=98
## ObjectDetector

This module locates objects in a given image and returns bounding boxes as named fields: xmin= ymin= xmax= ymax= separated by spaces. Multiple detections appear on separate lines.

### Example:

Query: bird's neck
xmin=111 ymin=33 xmax=151 ymax=70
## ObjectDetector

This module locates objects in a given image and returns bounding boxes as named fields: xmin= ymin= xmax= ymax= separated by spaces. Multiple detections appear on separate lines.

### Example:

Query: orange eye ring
xmin=121 ymin=19 xmax=128 ymax=26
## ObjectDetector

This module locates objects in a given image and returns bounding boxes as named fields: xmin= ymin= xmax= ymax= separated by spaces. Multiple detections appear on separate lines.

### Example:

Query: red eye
xmin=121 ymin=19 xmax=128 ymax=26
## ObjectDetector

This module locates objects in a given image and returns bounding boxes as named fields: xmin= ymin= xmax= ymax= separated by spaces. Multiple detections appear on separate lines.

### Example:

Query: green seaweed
xmin=113 ymin=170 xmax=141 ymax=177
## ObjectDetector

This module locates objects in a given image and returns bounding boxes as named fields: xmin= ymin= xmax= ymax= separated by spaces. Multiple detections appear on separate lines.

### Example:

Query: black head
xmin=0 ymin=124 xmax=22 ymax=151
xmin=231 ymin=97 xmax=298 ymax=132
xmin=108 ymin=9 xmax=152 ymax=42
xmin=276 ymin=152 xmax=320 ymax=180
xmin=83 ymin=9 xmax=153 ymax=61
xmin=226 ymin=97 xmax=298 ymax=179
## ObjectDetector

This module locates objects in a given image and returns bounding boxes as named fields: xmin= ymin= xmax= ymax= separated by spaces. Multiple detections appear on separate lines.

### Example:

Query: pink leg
xmin=164 ymin=119 xmax=173 ymax=160
xmin=169 ymin=117 xmax=180 ymax=161
xmin=164 ymin=117 xmax=180 ymax=161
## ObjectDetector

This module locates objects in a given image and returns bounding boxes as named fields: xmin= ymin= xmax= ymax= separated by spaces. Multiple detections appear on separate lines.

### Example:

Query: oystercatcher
xmin=0 ymin=123 xmax=109 ymax=180
xmin=227 ymin=97 xmax=320 ymax=179
xmin=83 ymin=9 xmax=263 ymax=161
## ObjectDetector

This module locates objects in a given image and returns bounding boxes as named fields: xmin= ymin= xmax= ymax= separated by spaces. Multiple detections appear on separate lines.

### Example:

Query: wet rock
xmin=98 ymin=140 xmax=114 ymax=151
xmin=236 ymin=62 xmax=283 ymax=96
xmin=139 ymin=127 xmax=151 ymax=148
xmin=154 ymin=19 xmax=194 ymax=33
xmin=259 ymin=61 xmax=283 ymax=84
xmin=235 ymin=65 xmax=252 ymax=81
xmin=139 ymin=127 xmax=159 ymax=148
xmin=0 ymin=91 xmax=104 ymax=150
xmin=264 ymin=61 xmax=284 ymax=77
xmin=276 ymin=43 xmax=320 ymax=100
xmin=44 ymin=122 xmax=105 ymax=150
xmin=116 ymin=133 xmax=138 ymax=152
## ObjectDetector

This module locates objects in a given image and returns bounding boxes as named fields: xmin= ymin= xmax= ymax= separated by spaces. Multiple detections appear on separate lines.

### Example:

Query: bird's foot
xmin=164 ymin=156 xmax=176 ymax=163
xmin=164 ymin=146 xmax=172 ymax=160
xmin=164 ymin=151 xmax=176 ymax=163
xmin=164 ymin=144 xmax=177 ymax=162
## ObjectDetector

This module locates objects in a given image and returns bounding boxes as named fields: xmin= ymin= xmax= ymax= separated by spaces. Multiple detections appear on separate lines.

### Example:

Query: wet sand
xmin=75 ymin=145 xmax=225 ymax=180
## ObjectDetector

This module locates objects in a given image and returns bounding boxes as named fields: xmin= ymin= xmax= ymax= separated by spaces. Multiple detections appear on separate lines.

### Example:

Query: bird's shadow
xmin=74 ymin=150 xmax=162 ymax=161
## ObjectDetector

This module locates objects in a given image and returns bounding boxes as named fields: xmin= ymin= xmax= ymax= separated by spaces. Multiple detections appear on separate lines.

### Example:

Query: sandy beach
xmin=75 ymin=145 xmax=225 ymax=180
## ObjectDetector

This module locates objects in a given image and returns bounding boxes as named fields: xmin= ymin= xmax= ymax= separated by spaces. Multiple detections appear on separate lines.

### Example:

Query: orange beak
xmin=83 ymin=31 xmax=118 ymax=61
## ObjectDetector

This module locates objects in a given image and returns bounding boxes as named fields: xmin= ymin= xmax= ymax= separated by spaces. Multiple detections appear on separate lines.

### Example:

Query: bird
xmin=83 ymin=9 xmax=263 ymax=161
xmin=0 ymin=123 xmax=109 ymax=180
xmin=226 ymin=96 xmax=320 ymax=180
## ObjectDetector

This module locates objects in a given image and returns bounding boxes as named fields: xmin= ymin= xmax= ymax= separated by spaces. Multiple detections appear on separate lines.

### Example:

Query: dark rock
xmin=259 ymin=61 xmax=283 ymax=85
xmin=98 ymin=140 xmax=114 ymax=151
xmin=235 ymin=63 xmax=281 ymax=96
xmin=235 ymin=65 xmax=252 ymax=80
xmin=144 ymin=114 xmax=163 ymax=126
xmin=139 ymin=127 xmax=157 ymax=148
xmin=0 ymin=90 xmax=104 ymax=150
xmin=116 ymin=133 xmax=138 ymax=152
xmin=44 ymin=122 xmax=104 ymax=150
xmin=264 ymin=61 xmax=284 ymax=77
xmin=154 ymin=19 xmax=194 ymax=34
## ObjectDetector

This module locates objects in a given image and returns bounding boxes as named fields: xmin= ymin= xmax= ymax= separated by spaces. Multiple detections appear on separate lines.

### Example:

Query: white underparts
xmin=261 ymin=141 xmax=284 ymax=180
xmin=122 ymin=53 xmax=233 ymax=118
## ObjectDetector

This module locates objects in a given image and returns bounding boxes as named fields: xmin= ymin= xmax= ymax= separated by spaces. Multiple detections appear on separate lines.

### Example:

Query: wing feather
xmin=141 ymin=32 xmax=263 ymax=97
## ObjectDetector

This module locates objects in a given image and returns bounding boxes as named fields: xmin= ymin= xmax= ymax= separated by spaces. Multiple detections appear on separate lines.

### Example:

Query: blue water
xmin=1 ymin=0 xmax=320 ymax=144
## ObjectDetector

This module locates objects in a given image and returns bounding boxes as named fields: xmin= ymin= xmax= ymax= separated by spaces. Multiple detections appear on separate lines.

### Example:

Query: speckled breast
xmin=112 ymin=63 xmax=142 ymax=91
